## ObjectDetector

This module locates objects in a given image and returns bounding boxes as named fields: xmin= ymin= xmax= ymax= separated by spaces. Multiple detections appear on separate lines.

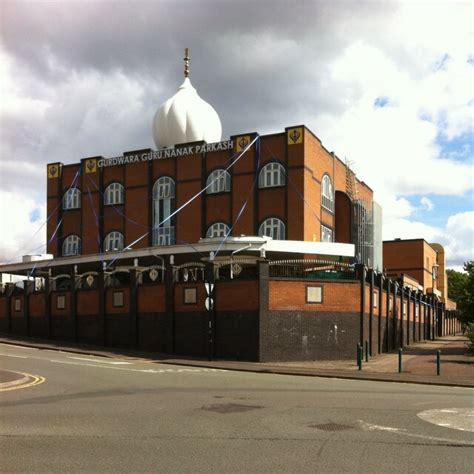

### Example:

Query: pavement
xmin=0 ymin=334 xmax=473 ymax=388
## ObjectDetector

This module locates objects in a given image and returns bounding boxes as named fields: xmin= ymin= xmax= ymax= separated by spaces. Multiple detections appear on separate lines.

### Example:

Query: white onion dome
xmin=152 ymin=76 xmax=222 ymax=149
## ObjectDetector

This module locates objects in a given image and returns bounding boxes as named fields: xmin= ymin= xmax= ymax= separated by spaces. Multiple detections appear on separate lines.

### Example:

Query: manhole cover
xmin=202 ymin=403 xmax=263 ymax=414
xmin=309 ymin=423 xmax=354 ymax=431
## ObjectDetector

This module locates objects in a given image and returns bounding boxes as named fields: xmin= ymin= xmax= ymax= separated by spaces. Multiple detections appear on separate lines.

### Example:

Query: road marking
xmin=0 ymin=371 xmax=45 ymax=392
xmin=358 ymin=420 xmax=474 ymax=446
xmin=0 ymin=344 xmax=37 ymax=351
xmin=417 ymin=408 xmax=474 ymax=432
xmin=49 ymin=359 xmax=227 ymax=374
xmin=68 ymin=356 xmax=132 ymax=365
xmin=359 ymin=422 xmax=407 ymax=433
xmin=0 ymin=353 xmax=28 ymax=359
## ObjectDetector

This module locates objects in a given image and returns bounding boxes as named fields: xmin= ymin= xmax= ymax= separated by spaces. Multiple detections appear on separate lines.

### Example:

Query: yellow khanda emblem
xmin=235 ymin=135 xmax=251 ymax=153
xmin=47 ymin=164 xmax=59 ymax=179
xmin=84 ymin=159 xmax=97 ymax=174
xmin=287 ymin=127 xmax=303 ymax=145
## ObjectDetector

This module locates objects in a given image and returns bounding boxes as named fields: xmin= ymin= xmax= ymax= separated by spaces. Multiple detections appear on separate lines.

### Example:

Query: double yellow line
xmin=0 ymin=372 xmax=45 ymax=392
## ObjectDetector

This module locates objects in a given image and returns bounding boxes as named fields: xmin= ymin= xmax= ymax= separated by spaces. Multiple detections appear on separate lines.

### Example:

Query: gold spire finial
xmin=184 ymin=48 xmax=190 ymax=78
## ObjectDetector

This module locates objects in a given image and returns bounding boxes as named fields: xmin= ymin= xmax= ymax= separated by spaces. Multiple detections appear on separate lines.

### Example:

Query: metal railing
xmin=268 ymin=259 xmax=356 ymax=280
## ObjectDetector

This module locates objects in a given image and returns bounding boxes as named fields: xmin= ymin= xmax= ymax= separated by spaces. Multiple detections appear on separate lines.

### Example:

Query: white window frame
xmin=104 ymin=231 xmax=124 ymax=252
xmin=258 ymin=217 xmax=285 ymax=240
xmin=104 ymin=182 xmax=124 ymax=205
xmin=56 ymin=295 xmax=66 ymax=310
xmin=113 ymin=291 xmax=124 ymax=307
xmin=258 ymin=162 xmax=285 ymax=188
xmin=321 ymin=224 xmax=333 ymax=243
xmin=321 ymin=174 xmax=334 ymax=212
xmin=62 ymin=235 xmax=81 ymax=256
xmin=153 ymin=177 xmax=175 ymax=246
xmin=206 ymin=169 xmax=231 ymax=194
xmin=306 ymin=286 xmax=323 ymax=304
xmin=62 ymin=188 xmax=81 ymax=210
xmin=206 ymin=222 xmax=230 ymax=238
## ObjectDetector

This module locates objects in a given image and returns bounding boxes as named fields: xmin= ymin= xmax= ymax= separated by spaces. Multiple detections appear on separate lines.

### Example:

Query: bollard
xmin=437 ymin=350 xmax=441 ymax=376
xmin=357 ymin=343 xmax=362 ymax=370
xmin=365 ymin=340 xmax=369 ymax=362
xmin=398 ymin=348 xmax=403 ymax=373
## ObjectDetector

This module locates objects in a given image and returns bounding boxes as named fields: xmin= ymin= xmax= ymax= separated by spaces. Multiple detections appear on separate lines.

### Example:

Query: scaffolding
xmin=345 ymin=159 xmax=374 ymax=268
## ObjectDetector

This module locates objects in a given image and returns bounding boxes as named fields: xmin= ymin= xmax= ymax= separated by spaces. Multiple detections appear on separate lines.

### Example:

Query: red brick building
xmin=45 ymin=126 xmax=375 ymax=260
xmin=383 ymin=239 xmax=456 ymax=311
xmin=0 ymin=55 xmax=459 ymax=360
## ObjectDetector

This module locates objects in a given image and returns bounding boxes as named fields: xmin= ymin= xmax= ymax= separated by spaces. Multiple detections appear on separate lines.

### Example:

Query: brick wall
xmin=268 ymin=280 xmax=359 ymax=312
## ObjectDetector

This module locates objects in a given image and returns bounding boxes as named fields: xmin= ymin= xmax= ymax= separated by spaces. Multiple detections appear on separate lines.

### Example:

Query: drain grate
xmin=309 ymin=423 xmax=354 ymax=432
xmin=201 ymin=403 xmax=263 ymax=414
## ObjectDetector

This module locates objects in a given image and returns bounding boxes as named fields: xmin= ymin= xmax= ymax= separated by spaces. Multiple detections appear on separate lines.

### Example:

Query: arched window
xmin=206 ymin=169 xmax=231 ymax=194
xmin=152 ymin=177 xmax=175 ymax=245
xmin=258 ymin=217 xmax=285 ymax=240
xmin=206 ymin=222 xmax=230 ymax=238
xmin=104 ymin=231 xmax=124 ymax=252
xmin=62 ymin=235 xmax=81 ymax=256
xmin=62 ymin=188 xmax=81 ymax=209
xmin=104 ymin=183 xmax=124 ymax=205
xmin=321 ymin=175 xmax=334 ymax=212
xmin=258 ymin=162 xmax=285 ymax=188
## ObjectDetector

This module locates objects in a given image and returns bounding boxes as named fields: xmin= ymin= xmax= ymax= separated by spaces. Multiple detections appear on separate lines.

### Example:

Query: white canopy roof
xmin=0 ymin=237 xmax=355 ymax=274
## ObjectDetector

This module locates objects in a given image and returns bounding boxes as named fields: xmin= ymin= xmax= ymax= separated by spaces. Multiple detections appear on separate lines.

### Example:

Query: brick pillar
xmin=45 ymin=273 xmax=52 ymax=339
xmin=369 ymin=269 xmax=374 ymax=356
xmin=357 ymin=264 xmax=366 ymax=347
xmin=129 ymin=268 xmax=138 ymax=349
xmin=258 ymin=261 xmax=269 ymax=362
xmin=392 ymin=282 xmax=398 ymax=349
xmin=23 ymin=279 xmax=34 ymax=337
xmin=165 ymin=263 xmax=174 ymax=354
xmin=97 ymin=265 xmax=106 ymax=346
xmin=70 ymin=266 xmax=78 ymax=342
xmin=378 ymin=274 xmax=383 ymax=354
xmin=5 ymin=283 xmax=12 ymax=334
xmin=400 ymin=285 xmax=404 ymax=349
xmin=385 ymin=278 xmax=391 ymax=352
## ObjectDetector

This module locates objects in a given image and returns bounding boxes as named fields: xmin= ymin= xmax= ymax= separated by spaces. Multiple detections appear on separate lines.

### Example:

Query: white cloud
xmin=419 ymin=197 xmax=434 ymax=212
xmin=0 ymin=0 xmax=472 ymax=268
xmin=442 ymin=211 xmax=474 ymax=267
xmin=383 ymin=210 xmax=474 ymax=268
xmin=0 ymin=190 xmax=46 ymax=263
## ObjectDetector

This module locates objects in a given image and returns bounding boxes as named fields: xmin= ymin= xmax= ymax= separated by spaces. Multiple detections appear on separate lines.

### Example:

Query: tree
xmin=447 ymin=261 xmax=474 ymax=326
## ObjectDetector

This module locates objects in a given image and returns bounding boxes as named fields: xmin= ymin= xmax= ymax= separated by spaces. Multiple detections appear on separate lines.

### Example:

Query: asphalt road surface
xmin=1 ymin=343 xmax=473 ymax=473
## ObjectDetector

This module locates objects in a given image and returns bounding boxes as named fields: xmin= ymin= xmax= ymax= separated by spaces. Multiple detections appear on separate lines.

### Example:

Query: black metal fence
xmin=268 ymin=259 xmax=356 ymax=280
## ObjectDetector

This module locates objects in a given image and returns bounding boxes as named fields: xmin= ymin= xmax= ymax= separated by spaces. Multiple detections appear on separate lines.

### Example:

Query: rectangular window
xmin=184 ymin=287 xmax=197 ymax=304
xmin=113 ymin=291 xmax=124 ymax=307
xmin=306 ymin=286 xmax=323 ymax=304
xmin=14 ymin=298 xmax=21 ymax=311
xmin=415 ymin=305 xmax=419 ymax=318
xmin=56 ymin=295 xmax=66 ymax=310
xmin=373 ymin=291 xmax=378 ymax=308
xmin=403 ymin=302 xmax=407 ymax=315
xmin=321 ymin=225 xmax=333 ymax=243
xmin=389 ymin=297 xmax=393 ymax=312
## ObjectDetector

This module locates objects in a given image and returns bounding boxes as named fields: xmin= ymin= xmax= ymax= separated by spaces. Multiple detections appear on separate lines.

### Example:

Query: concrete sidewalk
xmin=1 ymin=334 xmax=473 ymax=388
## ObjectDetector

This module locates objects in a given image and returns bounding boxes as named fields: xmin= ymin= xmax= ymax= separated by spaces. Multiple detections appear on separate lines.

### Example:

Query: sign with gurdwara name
xmin=97 ymin=140 xmax=234 ymax=168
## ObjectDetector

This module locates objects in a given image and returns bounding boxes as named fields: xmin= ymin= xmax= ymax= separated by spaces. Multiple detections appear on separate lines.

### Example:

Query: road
xmin=1 ymin=343 xmax=473 ymax=473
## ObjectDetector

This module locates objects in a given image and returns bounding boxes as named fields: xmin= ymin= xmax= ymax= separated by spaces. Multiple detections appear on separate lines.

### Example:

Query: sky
xmin=0 ymin=0 xmax=473 ymax=270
